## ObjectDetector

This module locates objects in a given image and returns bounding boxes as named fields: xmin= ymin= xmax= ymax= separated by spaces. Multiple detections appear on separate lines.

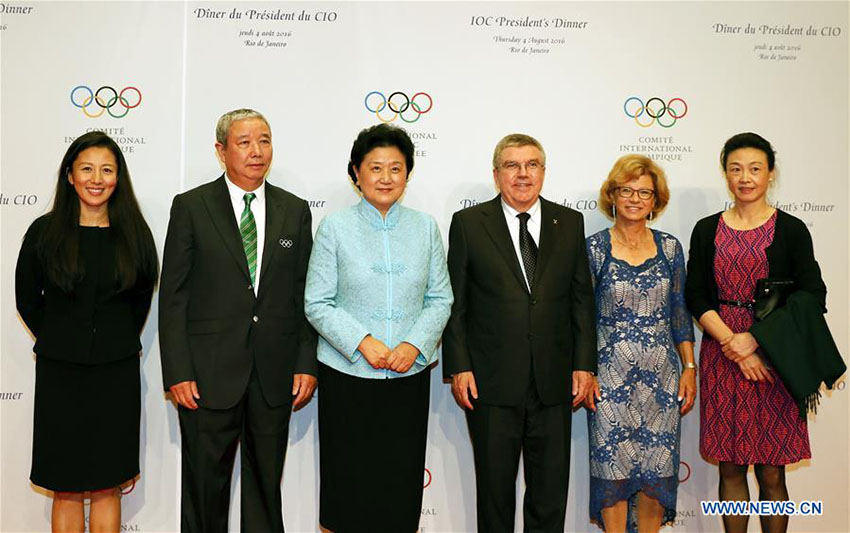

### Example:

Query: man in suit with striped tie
xmin=160 ymin=109 xmax=317 ymax=532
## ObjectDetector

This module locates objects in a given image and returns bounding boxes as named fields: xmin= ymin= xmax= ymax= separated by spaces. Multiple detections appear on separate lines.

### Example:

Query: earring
xmin=648 ymin=211 xmax=654 ymax=221
xmin=612 ymin=205 xmax=616 ymax=218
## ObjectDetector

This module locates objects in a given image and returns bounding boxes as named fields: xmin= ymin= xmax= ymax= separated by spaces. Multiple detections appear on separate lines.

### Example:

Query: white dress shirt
xmin=225 ymin=175 xmax=266 ymax=296
xmin=501 ymin=197 xmax=541 ymax=291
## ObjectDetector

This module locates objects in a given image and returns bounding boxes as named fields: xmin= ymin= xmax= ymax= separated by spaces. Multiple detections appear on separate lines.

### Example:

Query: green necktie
xmin=240 ymin=193 xmax=258 ymax=284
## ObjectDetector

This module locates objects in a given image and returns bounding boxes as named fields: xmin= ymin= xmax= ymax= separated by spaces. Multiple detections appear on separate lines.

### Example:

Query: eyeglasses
xmin=500 ymin=160 xmax=544 ymax=173
xmin=616 ymin=187 xmax=655 ymax=200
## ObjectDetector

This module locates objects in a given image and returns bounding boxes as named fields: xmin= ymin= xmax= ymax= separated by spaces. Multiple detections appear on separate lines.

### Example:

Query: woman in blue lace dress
xmin=585 ymin=154 xmax=696 ymax=533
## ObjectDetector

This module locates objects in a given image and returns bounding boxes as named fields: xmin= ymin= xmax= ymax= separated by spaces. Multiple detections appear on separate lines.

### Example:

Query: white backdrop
xmin=1 ymin=2 xmax=848 ymax=532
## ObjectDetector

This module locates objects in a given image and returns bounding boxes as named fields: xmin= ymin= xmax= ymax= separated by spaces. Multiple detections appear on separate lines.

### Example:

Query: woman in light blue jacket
xmin=305 ymin=123 xmax=453 ymax=533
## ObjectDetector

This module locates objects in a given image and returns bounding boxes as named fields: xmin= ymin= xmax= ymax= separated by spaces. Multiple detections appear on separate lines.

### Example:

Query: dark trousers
xmin=178 ymin=369 xmax=292 ymax=533
xmin=466 ymin=378 xmax=572 ymax=533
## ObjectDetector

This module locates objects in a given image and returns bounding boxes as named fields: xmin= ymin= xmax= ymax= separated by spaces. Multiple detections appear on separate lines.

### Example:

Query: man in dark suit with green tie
xmin=159 ymin=109 xmax=317 ymax=532
xmin=443 ymin=133 xmax=597 ymax=532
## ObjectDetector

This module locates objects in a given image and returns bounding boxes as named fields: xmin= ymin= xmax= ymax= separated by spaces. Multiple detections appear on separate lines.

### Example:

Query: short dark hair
xmin=721 ymin=132 xmax=776 ymax=170
xmin=347 ymin=124 xmax=415 ymax=186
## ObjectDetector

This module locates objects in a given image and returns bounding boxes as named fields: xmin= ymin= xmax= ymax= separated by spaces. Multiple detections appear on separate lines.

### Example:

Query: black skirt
xmin=31 ymin=355 xmax=141 ymax=492
xmin=318 ymin=363 xmax=431 ymax=533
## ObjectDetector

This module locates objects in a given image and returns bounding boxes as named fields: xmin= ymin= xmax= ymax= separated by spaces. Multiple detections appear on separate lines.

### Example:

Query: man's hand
xmin=387 ymin=342 xmax=419 ymax=374
xmin=584 ymin=375 xmax=602 ymax=411
xmin=170 ymin=380 xmax=200 ymax=410
xmin=358 ymin=335 xmax=392 ymax=369
xmin=451 ymin=371 xmax=478 ymax=410
xmin=572 ymin=370 xmax=594 ymax=408
xmin=292 ymin=373 xmax=317 ymax=411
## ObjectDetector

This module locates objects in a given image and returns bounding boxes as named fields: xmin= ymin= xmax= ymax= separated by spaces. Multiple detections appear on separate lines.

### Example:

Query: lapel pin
xmin=553 ymin=218 xmax=558 ymax=225
xmin=280 ymin=239 xmax=293 ymax=248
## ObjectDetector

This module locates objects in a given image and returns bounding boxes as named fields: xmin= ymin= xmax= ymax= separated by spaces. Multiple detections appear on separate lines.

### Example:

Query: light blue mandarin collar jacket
xmin=305 ymin=199 xmax=453 ymax=379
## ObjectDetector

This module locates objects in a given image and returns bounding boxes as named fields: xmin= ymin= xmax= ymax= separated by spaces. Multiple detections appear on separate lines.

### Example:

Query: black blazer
xmin=685 ymin=209 xmax=827 ymax=321
xmin=442 ymin=196 xmax=597 ymax=407
xmin=15 ymin=215 xmax=154 ymax=364
xmin=159 ymin=176 xmax=317 ymax=409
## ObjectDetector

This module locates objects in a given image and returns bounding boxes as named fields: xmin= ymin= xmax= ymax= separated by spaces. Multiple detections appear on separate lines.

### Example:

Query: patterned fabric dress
xmin=586 ymin=229 xmax=694 ymax=532
xmin=699 ymin=212 xmax=810 ymax=464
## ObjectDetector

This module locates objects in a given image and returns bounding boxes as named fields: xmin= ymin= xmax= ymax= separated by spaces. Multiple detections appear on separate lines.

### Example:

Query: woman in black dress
xmin=15 ymin=131 xmax=158 ymax=533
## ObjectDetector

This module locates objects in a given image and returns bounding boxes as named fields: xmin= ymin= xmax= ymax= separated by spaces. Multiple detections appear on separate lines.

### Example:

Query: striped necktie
xmin=240 ymin=193 xmax=258 ymax=284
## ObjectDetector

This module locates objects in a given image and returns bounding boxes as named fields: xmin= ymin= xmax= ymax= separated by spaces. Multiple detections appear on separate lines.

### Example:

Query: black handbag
xmin=753 ymin=278 xmax=795 ymax=321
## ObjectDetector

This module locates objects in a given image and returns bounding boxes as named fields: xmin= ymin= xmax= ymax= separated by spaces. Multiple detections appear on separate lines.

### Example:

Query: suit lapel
xmin=533 ymin=198 xmax=558 ymax=295
xmin=257 ymin=185 xmax=287 ymax=294
xmin=202 ymin=175 xmax=252 ymax=283
xmin=481 ymin=196 xmax=528 ymax=293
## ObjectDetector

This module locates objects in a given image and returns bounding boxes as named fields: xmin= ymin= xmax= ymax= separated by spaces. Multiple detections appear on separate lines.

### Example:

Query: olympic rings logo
xmin=679 ymin=460 xmax=691 ymax=484
xmin=623 ymin=96 xmax=688 ymax=128
xmin=120 ymin=478 xmax=137 ymax=495
xmin=364 ymin=91 xmax=433 ymax=124
xmin=82 ymin=478 xmax=135 ymax=503
xmin=70 ymin=85 xmax=142 ymax=119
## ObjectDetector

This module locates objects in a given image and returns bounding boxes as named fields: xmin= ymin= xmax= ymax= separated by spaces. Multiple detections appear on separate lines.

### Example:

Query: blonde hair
xmin=598 ymin=154 xmax=670 ymax=221
xmin=492 ymin=133 xmax=546 ymax=169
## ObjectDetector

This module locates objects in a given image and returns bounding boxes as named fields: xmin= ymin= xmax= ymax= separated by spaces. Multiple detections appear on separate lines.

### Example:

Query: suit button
xmin=253 ymin=316 xmax=259 ymax=323
xmin=530 ymin=299 xmax=537 ymax=305
xmin=527 ymin=334 xmax=533 ymax=340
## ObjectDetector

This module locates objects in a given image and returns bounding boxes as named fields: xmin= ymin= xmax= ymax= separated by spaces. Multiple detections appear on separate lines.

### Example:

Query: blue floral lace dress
xmin=585 ymin=229 xmax=694 ymax=532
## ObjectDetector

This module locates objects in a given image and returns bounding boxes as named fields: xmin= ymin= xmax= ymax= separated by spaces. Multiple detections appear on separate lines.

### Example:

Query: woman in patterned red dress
xmin=685 ymin=132 xmax=827 ymax=533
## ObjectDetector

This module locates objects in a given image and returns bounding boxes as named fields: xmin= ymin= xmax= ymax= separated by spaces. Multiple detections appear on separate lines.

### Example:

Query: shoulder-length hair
xmin=39 ymin=131 xmax=158 ymax=292
xmin=598 ymin=154 xmax=670 ymax=221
